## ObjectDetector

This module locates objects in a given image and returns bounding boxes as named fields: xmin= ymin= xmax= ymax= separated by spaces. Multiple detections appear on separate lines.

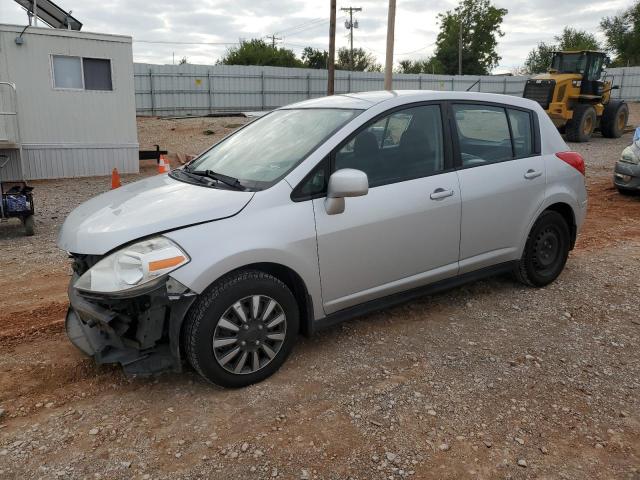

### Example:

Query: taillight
xmin=556 ymin=151 xmax=585 ymax=176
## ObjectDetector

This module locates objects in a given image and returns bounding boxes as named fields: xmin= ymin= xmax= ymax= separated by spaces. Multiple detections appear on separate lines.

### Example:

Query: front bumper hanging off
xmin=65 ymin=275 xmax=197 ymax=376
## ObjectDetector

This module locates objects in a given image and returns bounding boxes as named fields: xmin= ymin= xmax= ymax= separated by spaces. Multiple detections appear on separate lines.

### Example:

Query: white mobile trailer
xmin=0 ymin=24 xmax=138 ymax=181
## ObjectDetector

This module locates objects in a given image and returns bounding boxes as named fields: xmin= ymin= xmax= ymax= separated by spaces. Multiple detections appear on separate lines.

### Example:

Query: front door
xmin=312 ymin=104 xmax=461 ymax=314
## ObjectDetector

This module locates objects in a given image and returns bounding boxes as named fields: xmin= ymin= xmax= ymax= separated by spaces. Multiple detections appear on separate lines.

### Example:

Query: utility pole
xmin=458 ymin=17 xmax=463 ymax=75
xmin=341 ymin=6 xmax=362 ymax=71
xmin=384 ymin=0 xmax=396 ymax=90
xmin=33 ymin=0 xmax=38 ymax=26
xmin=266 ymin=34 xmax=282 ymax=48
xmin=328 ymin=0 xmax=337 ymax=95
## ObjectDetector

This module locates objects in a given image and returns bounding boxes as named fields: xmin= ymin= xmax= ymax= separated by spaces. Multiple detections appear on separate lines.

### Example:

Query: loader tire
xmin=601 ymin=101 xmax=628 ymax=138
xmin=565 ymin=104 xmax=596 ymax=142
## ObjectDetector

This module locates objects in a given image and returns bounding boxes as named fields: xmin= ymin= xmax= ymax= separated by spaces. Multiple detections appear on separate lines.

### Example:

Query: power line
xmin=280 ymin=20 xmax=330 ymax=39
xmin=276 ymin=18 xmax=327 ymax=36
xmin=134 ymin=39 xmax=238 ymax=46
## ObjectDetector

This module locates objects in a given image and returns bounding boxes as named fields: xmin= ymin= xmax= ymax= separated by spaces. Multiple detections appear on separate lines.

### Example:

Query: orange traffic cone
xmin=111 ymin=168 xmax=121 ymax=189
xmin=158 ymin=155 xmax=170 ymax=174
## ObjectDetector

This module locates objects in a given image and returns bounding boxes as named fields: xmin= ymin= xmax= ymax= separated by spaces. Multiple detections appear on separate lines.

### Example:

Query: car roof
xmin=285 ymin=90 xmax=541 ymax=111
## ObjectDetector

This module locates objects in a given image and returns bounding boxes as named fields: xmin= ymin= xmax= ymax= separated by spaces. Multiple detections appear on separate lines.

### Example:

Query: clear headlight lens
xmin=75 ymin=237 xmax=189 ymax=293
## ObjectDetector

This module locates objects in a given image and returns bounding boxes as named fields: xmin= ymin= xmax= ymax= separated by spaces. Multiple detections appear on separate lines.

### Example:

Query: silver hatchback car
xmin=58 ymin=91 xmax=588 ymax=387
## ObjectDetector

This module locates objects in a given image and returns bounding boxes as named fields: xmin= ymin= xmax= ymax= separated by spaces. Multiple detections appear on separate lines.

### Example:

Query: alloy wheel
xmin=212 ymin=295 xmax=287 ymax=375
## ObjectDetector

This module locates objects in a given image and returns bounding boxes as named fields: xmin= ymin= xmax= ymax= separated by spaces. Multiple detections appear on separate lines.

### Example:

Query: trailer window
xmin=51 ymin=55 xmax=113 ymax=91
xmin=52 ymin=55 xmax=83 ymax=89
xmin=83 ymin=58 xmax=113 ymax=91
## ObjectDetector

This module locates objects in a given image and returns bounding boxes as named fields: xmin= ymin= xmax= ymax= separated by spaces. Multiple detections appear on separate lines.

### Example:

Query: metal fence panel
xmin=134 ymin=63 xmax=640 ymax=116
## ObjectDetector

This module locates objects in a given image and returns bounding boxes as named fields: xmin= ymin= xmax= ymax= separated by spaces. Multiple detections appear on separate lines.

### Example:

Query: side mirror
xmin=324 ymin=168 xmax=368 ymax=215
xmin=611 ymin=85 xmax=620 ymax=90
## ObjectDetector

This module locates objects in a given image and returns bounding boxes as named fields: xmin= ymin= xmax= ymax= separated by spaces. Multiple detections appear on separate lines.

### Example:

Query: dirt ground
xmin=1 ymin=106 xmax=640 ymax=480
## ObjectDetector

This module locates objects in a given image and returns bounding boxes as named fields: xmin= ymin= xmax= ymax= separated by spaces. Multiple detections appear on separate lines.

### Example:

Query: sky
xmin=0 ymin=0 xmax=632 ymax=73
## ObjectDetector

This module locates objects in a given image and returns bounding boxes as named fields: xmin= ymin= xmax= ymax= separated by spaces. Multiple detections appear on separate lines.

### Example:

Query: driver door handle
xmin=430 ymin=188 xmax=454 ymax=200
xmin=524 ymin=169 xmax=542 ymax=180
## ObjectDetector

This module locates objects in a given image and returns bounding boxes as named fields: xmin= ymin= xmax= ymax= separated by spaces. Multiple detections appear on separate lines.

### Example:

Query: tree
xmin=523 ymin=42 xmax=556 ymax=74
xmin=396 ymin=58 xmax=444 ymax=74
xmin=336 ymin=47 xmax=382 ymax=72
xmin=433 ymin=0 xmax=507 ymax=75
xmin=218 ymin=39 xmax=303 ymax=67
xmin=178 ymin=56 xmax=189 ymax=65
xmin=555 ymin=27 xmax=600 ymax=51
xmin=522 ymin=28 xmax=602 ymax=74
xmin=302 ymin=47 xmax=329 ymax=69
xmin=601 ymin=1 xmax=640 ymax=67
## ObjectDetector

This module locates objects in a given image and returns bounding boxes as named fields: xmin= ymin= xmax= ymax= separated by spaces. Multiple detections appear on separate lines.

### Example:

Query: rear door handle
xmin=524 ymin=169 xmax=542 ymax=179
xmin=430 ymin=188 xmax=454 ymax=200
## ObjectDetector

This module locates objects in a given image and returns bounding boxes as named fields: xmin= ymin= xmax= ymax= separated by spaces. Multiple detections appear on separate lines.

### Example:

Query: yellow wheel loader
xmin=523 ymin=50 xmax=628 ymax=142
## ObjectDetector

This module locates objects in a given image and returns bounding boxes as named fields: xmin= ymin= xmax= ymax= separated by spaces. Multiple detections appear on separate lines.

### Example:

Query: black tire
xmin=183 ymin=270 xmax=299 ymax=388
xmin=601 ymin=101 xmax=628 ymax=138
xmin=617 ymin=187 xmax=638 ymax=196
xmin=565 ymin=104 xmax=596 ymax=142
xmin=514 ymin=211 xmax=571 ymax=287
xmin=23 ymin=215 xmax=35 ymax=236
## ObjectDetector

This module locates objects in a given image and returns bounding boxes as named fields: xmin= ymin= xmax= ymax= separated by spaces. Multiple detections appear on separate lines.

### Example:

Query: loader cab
xmin=550 ymin=51 xmax=606 ymax=97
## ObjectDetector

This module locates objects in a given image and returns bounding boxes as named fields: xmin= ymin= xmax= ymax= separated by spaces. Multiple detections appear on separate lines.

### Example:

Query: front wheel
xmin=565 ymin=104 xmax=596 ymax=142
xmin=514 ymin=211 xmax=570 ymax=287
xmin=23 ymin=215 xmax=35 ymax=236
xmin=183 ymin=270 xmax=299 ymax=388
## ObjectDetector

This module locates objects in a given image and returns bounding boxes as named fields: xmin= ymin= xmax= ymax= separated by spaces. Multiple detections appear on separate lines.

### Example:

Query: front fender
xmin=164 ymin=185 xmax=323 ymax=320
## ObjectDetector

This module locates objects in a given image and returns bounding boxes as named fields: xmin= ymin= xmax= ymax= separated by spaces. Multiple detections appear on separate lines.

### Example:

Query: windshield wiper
xmin=189 ymin=169 xmax=245 ymax=190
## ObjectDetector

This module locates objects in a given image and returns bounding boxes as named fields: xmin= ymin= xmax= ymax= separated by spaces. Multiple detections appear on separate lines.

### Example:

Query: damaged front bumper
xmin=614 ymin=161 xmax=640 ymax=191
xmin=65 ymin=274 xmax=197 ymax=376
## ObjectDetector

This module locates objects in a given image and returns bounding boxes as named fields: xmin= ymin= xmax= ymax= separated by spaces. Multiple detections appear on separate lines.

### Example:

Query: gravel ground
xmin=0 ymin=106 xmax=639 ymax=479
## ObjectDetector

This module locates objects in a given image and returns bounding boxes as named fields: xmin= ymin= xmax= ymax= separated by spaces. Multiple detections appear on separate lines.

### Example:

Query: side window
xmin=453 ymin=104 xmax=512 ymax=166
xmin=508 ymin=109 xmax=534 ymax=158
xmin=83 ymin=58 xmax=113 ymax=91
xmin=334 ymin=105 xmax=445 ymax=187
xmin=52 ymin=55 xmax=83 ymax=89
xmin=51 ymin=55 xmax=113 ymax=91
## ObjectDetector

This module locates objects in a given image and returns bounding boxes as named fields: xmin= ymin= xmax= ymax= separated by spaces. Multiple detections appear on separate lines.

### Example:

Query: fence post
xmin=451 ymin=77 xmax=455 ymax=91
xmin=348 ymin=73 xmax=352 ymax=93
xmin=619 ymin=70 xmax=625 ymax=99
xmin=419 ymin=75 xmax=422 ymax=90
xmin=307 ymin=73 xmax=311 ymax=99
xmin=478 ymin=77 xmax=482 ymax=92
xmin=260 ymin=71 xmax=265 ymax=110
xmin=503 ymin=77 xmax=507 ymax=94
xmin=148 ymin=68 xmax=155 ymax=116
xmin=207 ymin=69 xmax=213 ymax=114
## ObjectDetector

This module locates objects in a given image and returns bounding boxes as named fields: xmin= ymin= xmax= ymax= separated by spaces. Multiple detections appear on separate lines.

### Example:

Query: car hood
xmin=57 ymin=174 xmax=255 ymax=255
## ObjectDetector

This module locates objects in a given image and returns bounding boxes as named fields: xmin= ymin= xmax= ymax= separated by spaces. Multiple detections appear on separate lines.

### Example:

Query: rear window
xmin=453 ymin=104 xmax=536 ymax=167
xmin=508 ymin=109 xmax=534 ymax=158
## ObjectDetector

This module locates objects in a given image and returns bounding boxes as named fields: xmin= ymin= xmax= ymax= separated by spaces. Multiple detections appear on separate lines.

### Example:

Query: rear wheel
xmin=183 ymin=270 xmax=299 ymax=388
xmin=601 ymin=101 xmax=628 ymax=138
xmin=565 ymin=104 xmax=596 ymax=142
xmin=514 ymin=211 xmax=570 ymax=287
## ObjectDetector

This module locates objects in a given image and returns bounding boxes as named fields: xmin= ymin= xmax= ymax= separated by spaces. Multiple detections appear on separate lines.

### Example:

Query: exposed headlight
xmin=75 ymin=237 xmax=190 ymax=294
xmin=620 ymin=145 xmax=640 ymax=164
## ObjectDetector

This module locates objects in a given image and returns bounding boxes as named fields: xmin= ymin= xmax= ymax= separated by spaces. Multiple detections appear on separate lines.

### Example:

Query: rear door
xmin=451 ymin=103 xmax=546 ymax=273
xmin=309 ymin=103 xmax=461 ymax=314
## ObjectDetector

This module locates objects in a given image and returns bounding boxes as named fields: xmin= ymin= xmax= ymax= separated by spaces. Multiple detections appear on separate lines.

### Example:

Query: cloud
xmin=0 ymin=0 xmax=624 ymax=71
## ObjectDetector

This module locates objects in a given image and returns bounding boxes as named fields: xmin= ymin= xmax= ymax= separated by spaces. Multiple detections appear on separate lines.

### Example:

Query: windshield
xmin=185 ymin=108 xmax=361 ymax=189
xmin=551 ymin=53 xmax=587 ymax=74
